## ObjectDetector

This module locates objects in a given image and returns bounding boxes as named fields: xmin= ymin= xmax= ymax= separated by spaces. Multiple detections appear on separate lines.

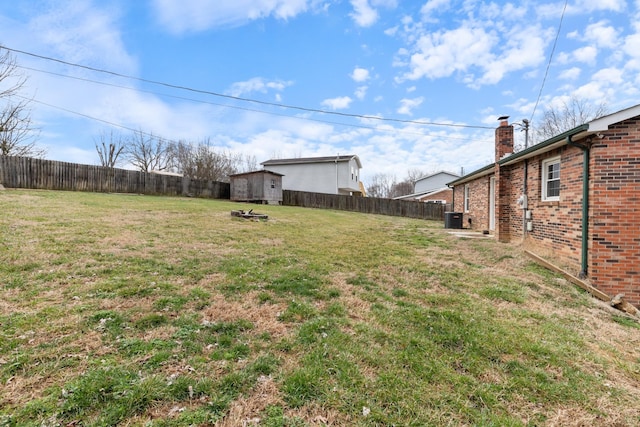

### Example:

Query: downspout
xmin=450 ymin=184 xmax=455 ymax=212
xmin=522 ymin=159 xmax=528 ymax=238
xmin=567 ymin=135 xmax=590 ymax=278
xmin=335 ymin=155 xmax=339 ymax=195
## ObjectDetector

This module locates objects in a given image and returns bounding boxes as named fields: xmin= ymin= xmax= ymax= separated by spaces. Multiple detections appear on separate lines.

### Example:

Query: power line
xmin=2 ymin=44 xmax=494 ymax=130
xmin=18 ymin=64 xmax=483 ymax=141
xmin=23 ymin=93 xmax=493 ymax=153
xmin=15 ymin=94 xmax=177 ymax=143
xmin=529 ymin=0 xmax=568 ymax=123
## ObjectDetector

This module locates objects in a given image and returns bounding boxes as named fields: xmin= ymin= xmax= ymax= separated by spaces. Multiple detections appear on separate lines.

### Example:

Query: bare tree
xmin=390 ymin=180 xmax=414 ymax=198
xmin=534 ymin=96 xmax=608 ymax=143
xmin=366 ymin=173 xmax=396 ymax=198
xmin=0 ymin=99 xmax=43 ymax=157
xmin=170 ymin=139 xmax=252 ymax=182
xmin=242 ymin=154 xmax=258 ymax=172
xmin=95 ymin=130 xmax=126 ymax=168
xmin=125 ymin=130 xmax=172 ymax=172
xmin=0 ymin=49 xmax=43 ymax=157
xmin=406 ymin=168 xmax=428 ymax=185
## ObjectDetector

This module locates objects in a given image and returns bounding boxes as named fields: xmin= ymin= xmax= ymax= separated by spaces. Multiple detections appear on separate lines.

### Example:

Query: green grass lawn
xmin=1 ymin=189 xmax=639 ymax=426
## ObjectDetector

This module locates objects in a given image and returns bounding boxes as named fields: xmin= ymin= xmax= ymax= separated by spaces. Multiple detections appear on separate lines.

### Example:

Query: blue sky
xmin=1 ymin=0 xmax=638 ymax=183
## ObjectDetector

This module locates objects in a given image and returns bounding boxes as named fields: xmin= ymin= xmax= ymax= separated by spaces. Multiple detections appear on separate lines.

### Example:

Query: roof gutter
xmin=498 ymin=124 xmax=590 ymax=167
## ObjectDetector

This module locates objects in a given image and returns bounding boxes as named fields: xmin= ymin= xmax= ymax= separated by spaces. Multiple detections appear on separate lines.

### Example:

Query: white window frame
xmin=463 ymin=184 xmax=470 ymax=212
xmin=541 ymin=156 xmax=561 ymax=201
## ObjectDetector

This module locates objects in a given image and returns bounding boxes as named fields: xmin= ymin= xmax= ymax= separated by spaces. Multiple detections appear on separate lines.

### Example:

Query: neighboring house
xmin=230 ymin=170 xmax=283 ymax=204
xmin=395 ymin=171 xmax=459 ymax=207
xmin=261 ymin=155 xmax=363 ymax=196
xmin=415 ymin=171 xmax=460 ymax=193
xmin=394 ymin=187 xmax=453 ymax=206
xmin=448 ymin=104 xmax=640 ymax=307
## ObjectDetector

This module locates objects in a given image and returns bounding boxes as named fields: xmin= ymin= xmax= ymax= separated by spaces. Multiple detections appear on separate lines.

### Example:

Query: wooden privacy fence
xmin=1 ymin=156 xmax=444 ymax=221
xmin=0 ymin=156 xmax=230 ymax=199
xmin=283 ymin=190 xmax=446 ymax=221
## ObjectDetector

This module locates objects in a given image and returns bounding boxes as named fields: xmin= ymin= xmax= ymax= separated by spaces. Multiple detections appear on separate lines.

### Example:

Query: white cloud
xmin=559 ymin=67 xmax=581 ymax=80
xmin=384 ymin=25 xmax=398 ymax=36
xmin=476 ymin=25 xmax=546 ymax=86
xmin=349 ymin=0 xmax=396 ymax=27
xmin=399 ymin=25 xmax=496 ymax=81
xmin=573 ymin=45 xmax=598 ymax=64
xmin=583 ymin=21 xmax=619 ymax=48
xmin=151 ymin=0 xmax=311 ymax=33
xmin=592 ymin=67 xmax=623 ymax=84
xmin=226 ymin=77 xmax=294 ymax=97
xmin=355 ymin=86 xmax=368 ymax=100
xmin=27 ymin=1 xmax=136 ymax=72
xmin=623 ymin=33 xmax=640 ymax=61
xmin=321 ymin=96 xmax=353 ymax=109
xmin=572 ymin=81 xmax=606 ymax=101
xmin=351 ymin=67 xmax=370 ymax=82
xmin=350 ymin=0 xmax=378 ymax=27
xmin=420 ymin=0 xmax=450 ymax=19
xmin=397 ymin=97 xmax=424 ymax=115
xmin=573 ymin=0 xmax=625 ymax=12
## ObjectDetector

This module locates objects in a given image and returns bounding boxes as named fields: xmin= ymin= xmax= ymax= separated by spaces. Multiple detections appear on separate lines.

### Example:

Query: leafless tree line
xmin=366 ymin=168 xmax=427 ymax=199
xmin=533 ymin=96 xmax=608 ymax=143
xmin=94 ymin=130 xmax=257 ymax=182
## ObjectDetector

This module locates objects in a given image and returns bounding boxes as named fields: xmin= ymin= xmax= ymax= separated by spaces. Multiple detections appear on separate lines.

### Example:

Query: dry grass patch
xmin=1 ymin=190 xmax=639 ymax=426
xmin=201 ymin=292 xmax=291 ymax=340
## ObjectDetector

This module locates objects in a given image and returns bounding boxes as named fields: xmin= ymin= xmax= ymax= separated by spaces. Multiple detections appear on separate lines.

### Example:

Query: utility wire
xmin=529 ymin=0 xmax=568 ymax=123
xmin=22 ymin=93 xmax=493 ymax=149
xmin=18 ymin=64 xmax=482 ymax=141
xmin=3 ymin=44 xmax=494 ymax=130
xmin=15 ymin=94 xmax=178 ymax=143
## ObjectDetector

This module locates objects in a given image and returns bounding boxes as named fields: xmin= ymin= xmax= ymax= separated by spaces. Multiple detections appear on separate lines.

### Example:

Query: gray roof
xmin=415 ymin=171 xmax=459 ymax=182
xmin=229 ymin=169 xmax=285 ymax=178
xmin=261 ymin=155 xmax=362 ymax=169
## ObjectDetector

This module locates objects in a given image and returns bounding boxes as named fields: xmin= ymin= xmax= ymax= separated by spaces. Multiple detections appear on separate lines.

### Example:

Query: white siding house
xmin=395 ymin=171 xmax=459 ymax=203
xmin=414 ymin=171 xmax=460 ymax=193
xmin=261 ymin=155 xmax=363 ymax=195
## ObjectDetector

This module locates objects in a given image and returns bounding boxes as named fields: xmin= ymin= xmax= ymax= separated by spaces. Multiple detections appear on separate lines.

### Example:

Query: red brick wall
xmin=589 ymin=118 xmax=640 ymax=305
xmin=454 ymin=116 xmax=640 ymax=306
xmin=419 ymin=188 xmax=453 ymax=205
xmin=452 ymin=175 xmax=492 ymax=231
xmin=506 ymin=146 xmax=585 ymax=267
xmin=502 ymin=119 xmax=640 ymax=306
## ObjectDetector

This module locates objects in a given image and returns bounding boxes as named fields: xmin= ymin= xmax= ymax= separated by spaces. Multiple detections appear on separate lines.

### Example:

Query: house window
xmin=270 ymin=179 xmax=276 ymax=189
xmin=464 ymin=184 xmax=470 ymax=212
xmin=542 ymin=156 xmax=561 ymax=201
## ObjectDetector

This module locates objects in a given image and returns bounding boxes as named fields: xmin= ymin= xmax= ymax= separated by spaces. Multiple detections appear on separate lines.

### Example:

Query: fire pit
xmin=231 ymin=209 xmax=268 ymax=220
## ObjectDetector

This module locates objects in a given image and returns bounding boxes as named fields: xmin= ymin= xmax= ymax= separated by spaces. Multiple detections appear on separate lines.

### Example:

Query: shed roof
xmin=229 ymin=169 xmax=285 ymax=178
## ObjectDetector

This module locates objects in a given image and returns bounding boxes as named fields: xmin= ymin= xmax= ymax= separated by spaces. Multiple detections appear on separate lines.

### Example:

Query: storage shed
xmin=230 ymin=170 xmax=284 ymax=204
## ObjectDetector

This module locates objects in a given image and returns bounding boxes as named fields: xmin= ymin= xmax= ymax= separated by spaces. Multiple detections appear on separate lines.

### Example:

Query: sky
xmin=1 ymin=0 xmax=639 ymax=184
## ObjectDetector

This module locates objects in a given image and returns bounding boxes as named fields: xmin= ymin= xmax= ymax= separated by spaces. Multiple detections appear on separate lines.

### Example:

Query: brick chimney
xmin=495 ymin=116 xmax=514 ymax=162
xmin=494 ymin=116 xmax=514 ymax=244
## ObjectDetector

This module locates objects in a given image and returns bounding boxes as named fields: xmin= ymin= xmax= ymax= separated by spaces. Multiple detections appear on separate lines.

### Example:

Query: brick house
xmin=448 ymin=104 xmax=640 ymax=307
